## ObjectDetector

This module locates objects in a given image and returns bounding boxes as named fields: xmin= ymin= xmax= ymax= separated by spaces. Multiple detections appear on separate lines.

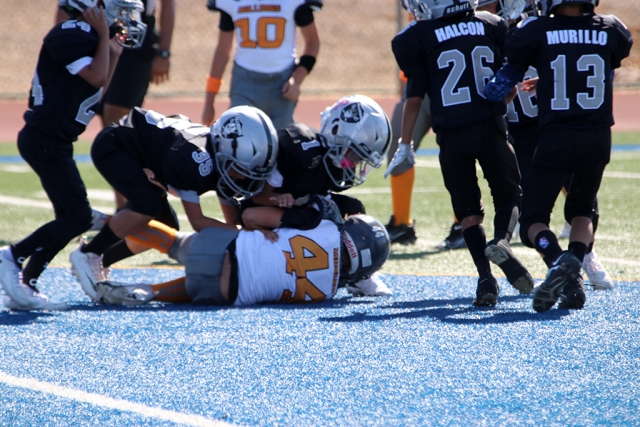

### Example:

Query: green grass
xmin=1 ymin=135 xmax=640 ymax=283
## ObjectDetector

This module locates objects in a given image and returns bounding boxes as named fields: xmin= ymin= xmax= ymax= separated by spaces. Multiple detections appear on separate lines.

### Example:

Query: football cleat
xmin=3 ymin=295 xmax=68 ymax=311
xmin=473 ymin=276 xmax=499 ymax=307
xmin=89 ymin=209 xmax=110 ymax=232
xmin=0 ymin=246 xmax=32 ymax=306
xmin=346 ymin=274 xmax=393 ymax=297
xmin=558 ymin=222 xmax=571 ymax=239
xmin=437 ymin=222 xmax=466 ymax=250
xmin=582 ymin=250 xmax=613 ymax=290
xmin=533 ymin=251 xmax=582 ymax=313
xmin=558 ymin=275 xmax=586 ymax=310
xmin=69 ymin=242 xmax=110 ymax=302
xmin=385 ymin=215 xmax=417 ymax=245
xmin=485 ymin=239 xmax=534 ymax=294
xmin=95 ymin=281 xmax=155 ymax=306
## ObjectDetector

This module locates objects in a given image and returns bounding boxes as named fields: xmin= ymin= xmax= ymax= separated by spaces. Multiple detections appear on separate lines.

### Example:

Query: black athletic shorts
xmin=437 ymin=115 xmax=522 ymax=221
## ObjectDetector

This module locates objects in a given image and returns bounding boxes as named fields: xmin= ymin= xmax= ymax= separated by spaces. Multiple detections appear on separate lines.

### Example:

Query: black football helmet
xmin=341 ymin=215 xmax=391 ymax=284
xmin=540 ymin=0 xmax=597 ymax=16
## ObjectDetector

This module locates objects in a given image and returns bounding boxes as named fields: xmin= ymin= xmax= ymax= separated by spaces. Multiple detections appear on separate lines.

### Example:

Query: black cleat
xmin=386 ymin=215 xmax=417 ymax=245
xmin=437 ymin=222 xmax=466 ymax=250
xmin=473 ymin=276 xmax=499 ymax=307
xmin=485 ymin=239 xmax=534 ymax=294
xmin=533 ymin=251 xmax=582 ymax=313
xmin=558 ymin=275 xmax=586 ymax=310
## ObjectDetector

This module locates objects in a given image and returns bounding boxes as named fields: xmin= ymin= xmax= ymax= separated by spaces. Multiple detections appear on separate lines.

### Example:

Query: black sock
xmin=7 ymin=245 xmax=25 ymax=269
xmin=568 ymin=241 xmax=588 ymax=263
xmin=102 ymin=240 xmax=135 ymax=267
xmin=494 ymin=203 xmax=519 ymax=242
xmin=83 ymin=223 xmax=121 ymax=256
xmin=463 ymin=225 xmax=492 ymax=278
xmin=533 ymin=230 xmax=562 ymax=263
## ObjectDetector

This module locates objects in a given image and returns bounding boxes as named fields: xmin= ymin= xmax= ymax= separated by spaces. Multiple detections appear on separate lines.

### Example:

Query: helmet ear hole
xmin=331 ymin=125 xmax=339 ymax=135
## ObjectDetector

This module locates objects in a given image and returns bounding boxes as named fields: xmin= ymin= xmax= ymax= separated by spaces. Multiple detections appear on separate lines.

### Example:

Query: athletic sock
xmin=390 ymin=167 xmax=415 ymax=226
xmin=151 ymin=277 xmax=191 ymax=303
xmin=102 ymin=240 xmax=135 ymax=268
xmin=83 ymin=223 xmax=121 ymax=256
xmin=533 ymin=230 xmax=563 ymax=263
xmin=463 ymin=225 xmax=492 ymax=278
xmin=126 ymin=220 xmax=177 ymax=254
xmin=568 ymin=241 xmax=588 ymax=263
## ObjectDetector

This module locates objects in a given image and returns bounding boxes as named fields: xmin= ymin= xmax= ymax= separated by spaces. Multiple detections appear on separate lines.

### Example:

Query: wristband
xmin=205 ymin=75 xmax=222 ymax=94
xmin=296 ymin=55 xmax=316 ymax=73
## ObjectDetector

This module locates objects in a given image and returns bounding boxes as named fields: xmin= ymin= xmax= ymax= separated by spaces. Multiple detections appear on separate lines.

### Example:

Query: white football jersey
xmin=215 ymin=0 xmax=307 ymax=73
xmin=234 ymin=219 xmax=342 ymax=305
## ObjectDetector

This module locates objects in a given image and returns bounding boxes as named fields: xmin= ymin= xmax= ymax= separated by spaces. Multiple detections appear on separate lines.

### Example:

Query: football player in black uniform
xmin=0 ymin=0 xmax=146 ymax=311
xmin=387 ymin=0 xmax=534 ymax=307
xmin=485 ymin=0 xmax=633 ymax=312
xmin=68 ymin=105 xmax=279 ymax=302
xmin=246 ymin=95 xmax=391 ymax=219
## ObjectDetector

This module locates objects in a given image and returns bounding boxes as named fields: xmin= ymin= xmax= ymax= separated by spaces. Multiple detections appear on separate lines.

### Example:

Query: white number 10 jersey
xmin=234 ymin=219 xmax=342 ymax=305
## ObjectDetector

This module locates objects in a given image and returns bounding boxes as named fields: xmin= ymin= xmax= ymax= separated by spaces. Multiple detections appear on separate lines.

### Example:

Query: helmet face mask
xmin=341 ymin=215 xmax=391 ymax=284
xmin=320 ymin=95 xmax=391 ymax=189
xmin=58 ymin=0 xmax=147 ymax=49
xmin=497 ymin=0 xmax=528 ymax=19
xmin=211 ymin=106 xmax=278 ymax=201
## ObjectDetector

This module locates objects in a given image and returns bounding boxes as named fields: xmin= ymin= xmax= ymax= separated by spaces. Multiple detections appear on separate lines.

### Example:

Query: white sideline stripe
xmin=0 ymin=371 xmax=234 ymax=427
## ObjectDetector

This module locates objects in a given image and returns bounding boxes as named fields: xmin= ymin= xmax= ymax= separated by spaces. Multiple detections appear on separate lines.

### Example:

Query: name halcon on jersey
xmin=435 ymin=22 xmax=485 ymax=43
xmin=546 ymin=29 xmax=608 ymax=46
xmin=238 ymin=4 xmax=281 ymax=13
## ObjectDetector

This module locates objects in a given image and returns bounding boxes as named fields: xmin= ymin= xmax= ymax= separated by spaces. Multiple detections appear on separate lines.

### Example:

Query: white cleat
xmin=69 ymin=242 xmax=109 ymax=302
xmin=95 ymin=281 xmax=155 ymax=306
xmin=347 ymin=274 xmax=393 ymax=297
xmin=3 ymin=295 xmax=68 ymax=311
xmin=582 ymin=250 xmax=614 ymax=290
xmin=89 ymin=209 xmax=110 ymax=232
xmin=558 ymin=222 xmax=571 ymax=239
xmin=0 ymin=246 xmax=32 ymax=306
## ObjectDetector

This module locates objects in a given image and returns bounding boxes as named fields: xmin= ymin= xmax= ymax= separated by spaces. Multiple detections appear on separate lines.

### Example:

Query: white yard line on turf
xmin=0 ymin=371 xmax=234 ymax=427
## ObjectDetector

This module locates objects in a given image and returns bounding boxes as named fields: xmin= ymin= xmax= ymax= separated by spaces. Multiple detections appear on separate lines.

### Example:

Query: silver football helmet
xmin=407 ymin=0 xmax=477 ymax=20
xmin=58 ymin=0 xmax=147 ymax=49
xmin=540 ymin=0 xmax=597 ymax=16
xmin=319 ymin=95 xmax=391 ymax=189
xmin=341 ymin=215 xmax=391 ymax=285
xmin=497 ymin=0 xmax=527 ymax=20
xmin=211 ymin=106 xmax=279 ymax=200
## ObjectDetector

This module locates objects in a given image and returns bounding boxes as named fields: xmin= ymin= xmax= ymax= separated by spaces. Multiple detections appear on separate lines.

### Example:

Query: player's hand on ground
xmin=384 ymin=141 xmax=415 ymax=178
xmin=151 ymin=57 xmax=170 ymax=85
xmin=520 ymin=77 xmax=538 ymax=93
xmin=282 ymin=78 xmax=301 ymax=102
xmin=270 ymin=193 xmax=295 ymax=208
xmin=82 ymin=6 xmax=109 ymax=39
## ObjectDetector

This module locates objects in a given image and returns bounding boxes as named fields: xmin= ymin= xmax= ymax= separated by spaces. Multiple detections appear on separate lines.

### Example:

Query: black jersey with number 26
xmin=392 ymin=11 xmax=508 ymax=131
xmin=24 ymin=20 xmax=103 ymax=142
xmin=505 ymin=14 xmax=633 ymax=130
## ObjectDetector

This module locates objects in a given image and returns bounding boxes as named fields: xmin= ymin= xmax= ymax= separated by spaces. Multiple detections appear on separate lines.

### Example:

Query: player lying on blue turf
xmin=67 ymin=105 xmax=280 ymax=300
xmin=92 ymin=197 xmax=393 ymax=306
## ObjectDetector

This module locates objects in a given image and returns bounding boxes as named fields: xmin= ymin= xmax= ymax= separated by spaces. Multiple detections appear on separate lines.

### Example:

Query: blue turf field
xmin=1 ymin=268 xmax=639 ymax=426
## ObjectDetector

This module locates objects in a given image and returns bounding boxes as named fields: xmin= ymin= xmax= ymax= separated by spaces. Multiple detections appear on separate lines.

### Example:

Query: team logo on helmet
xmin=340 ymin=103 xmax=365 ymax=124
xmin=221 ymin=116 xmax=244 ymax=139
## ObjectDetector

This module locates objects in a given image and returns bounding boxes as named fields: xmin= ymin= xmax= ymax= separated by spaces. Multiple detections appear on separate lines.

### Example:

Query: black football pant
xmin=12 ymin=126 xmax=93 ymax=285
xmin=437 ymin=115 xmax=522 ymax=239
xmin=519 ymin=127 xmax=610 ymax=247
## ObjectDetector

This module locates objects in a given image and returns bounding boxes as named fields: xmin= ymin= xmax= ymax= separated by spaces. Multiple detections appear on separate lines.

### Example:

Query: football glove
xmin=384 ymin=140 xmax=415 ymax=178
